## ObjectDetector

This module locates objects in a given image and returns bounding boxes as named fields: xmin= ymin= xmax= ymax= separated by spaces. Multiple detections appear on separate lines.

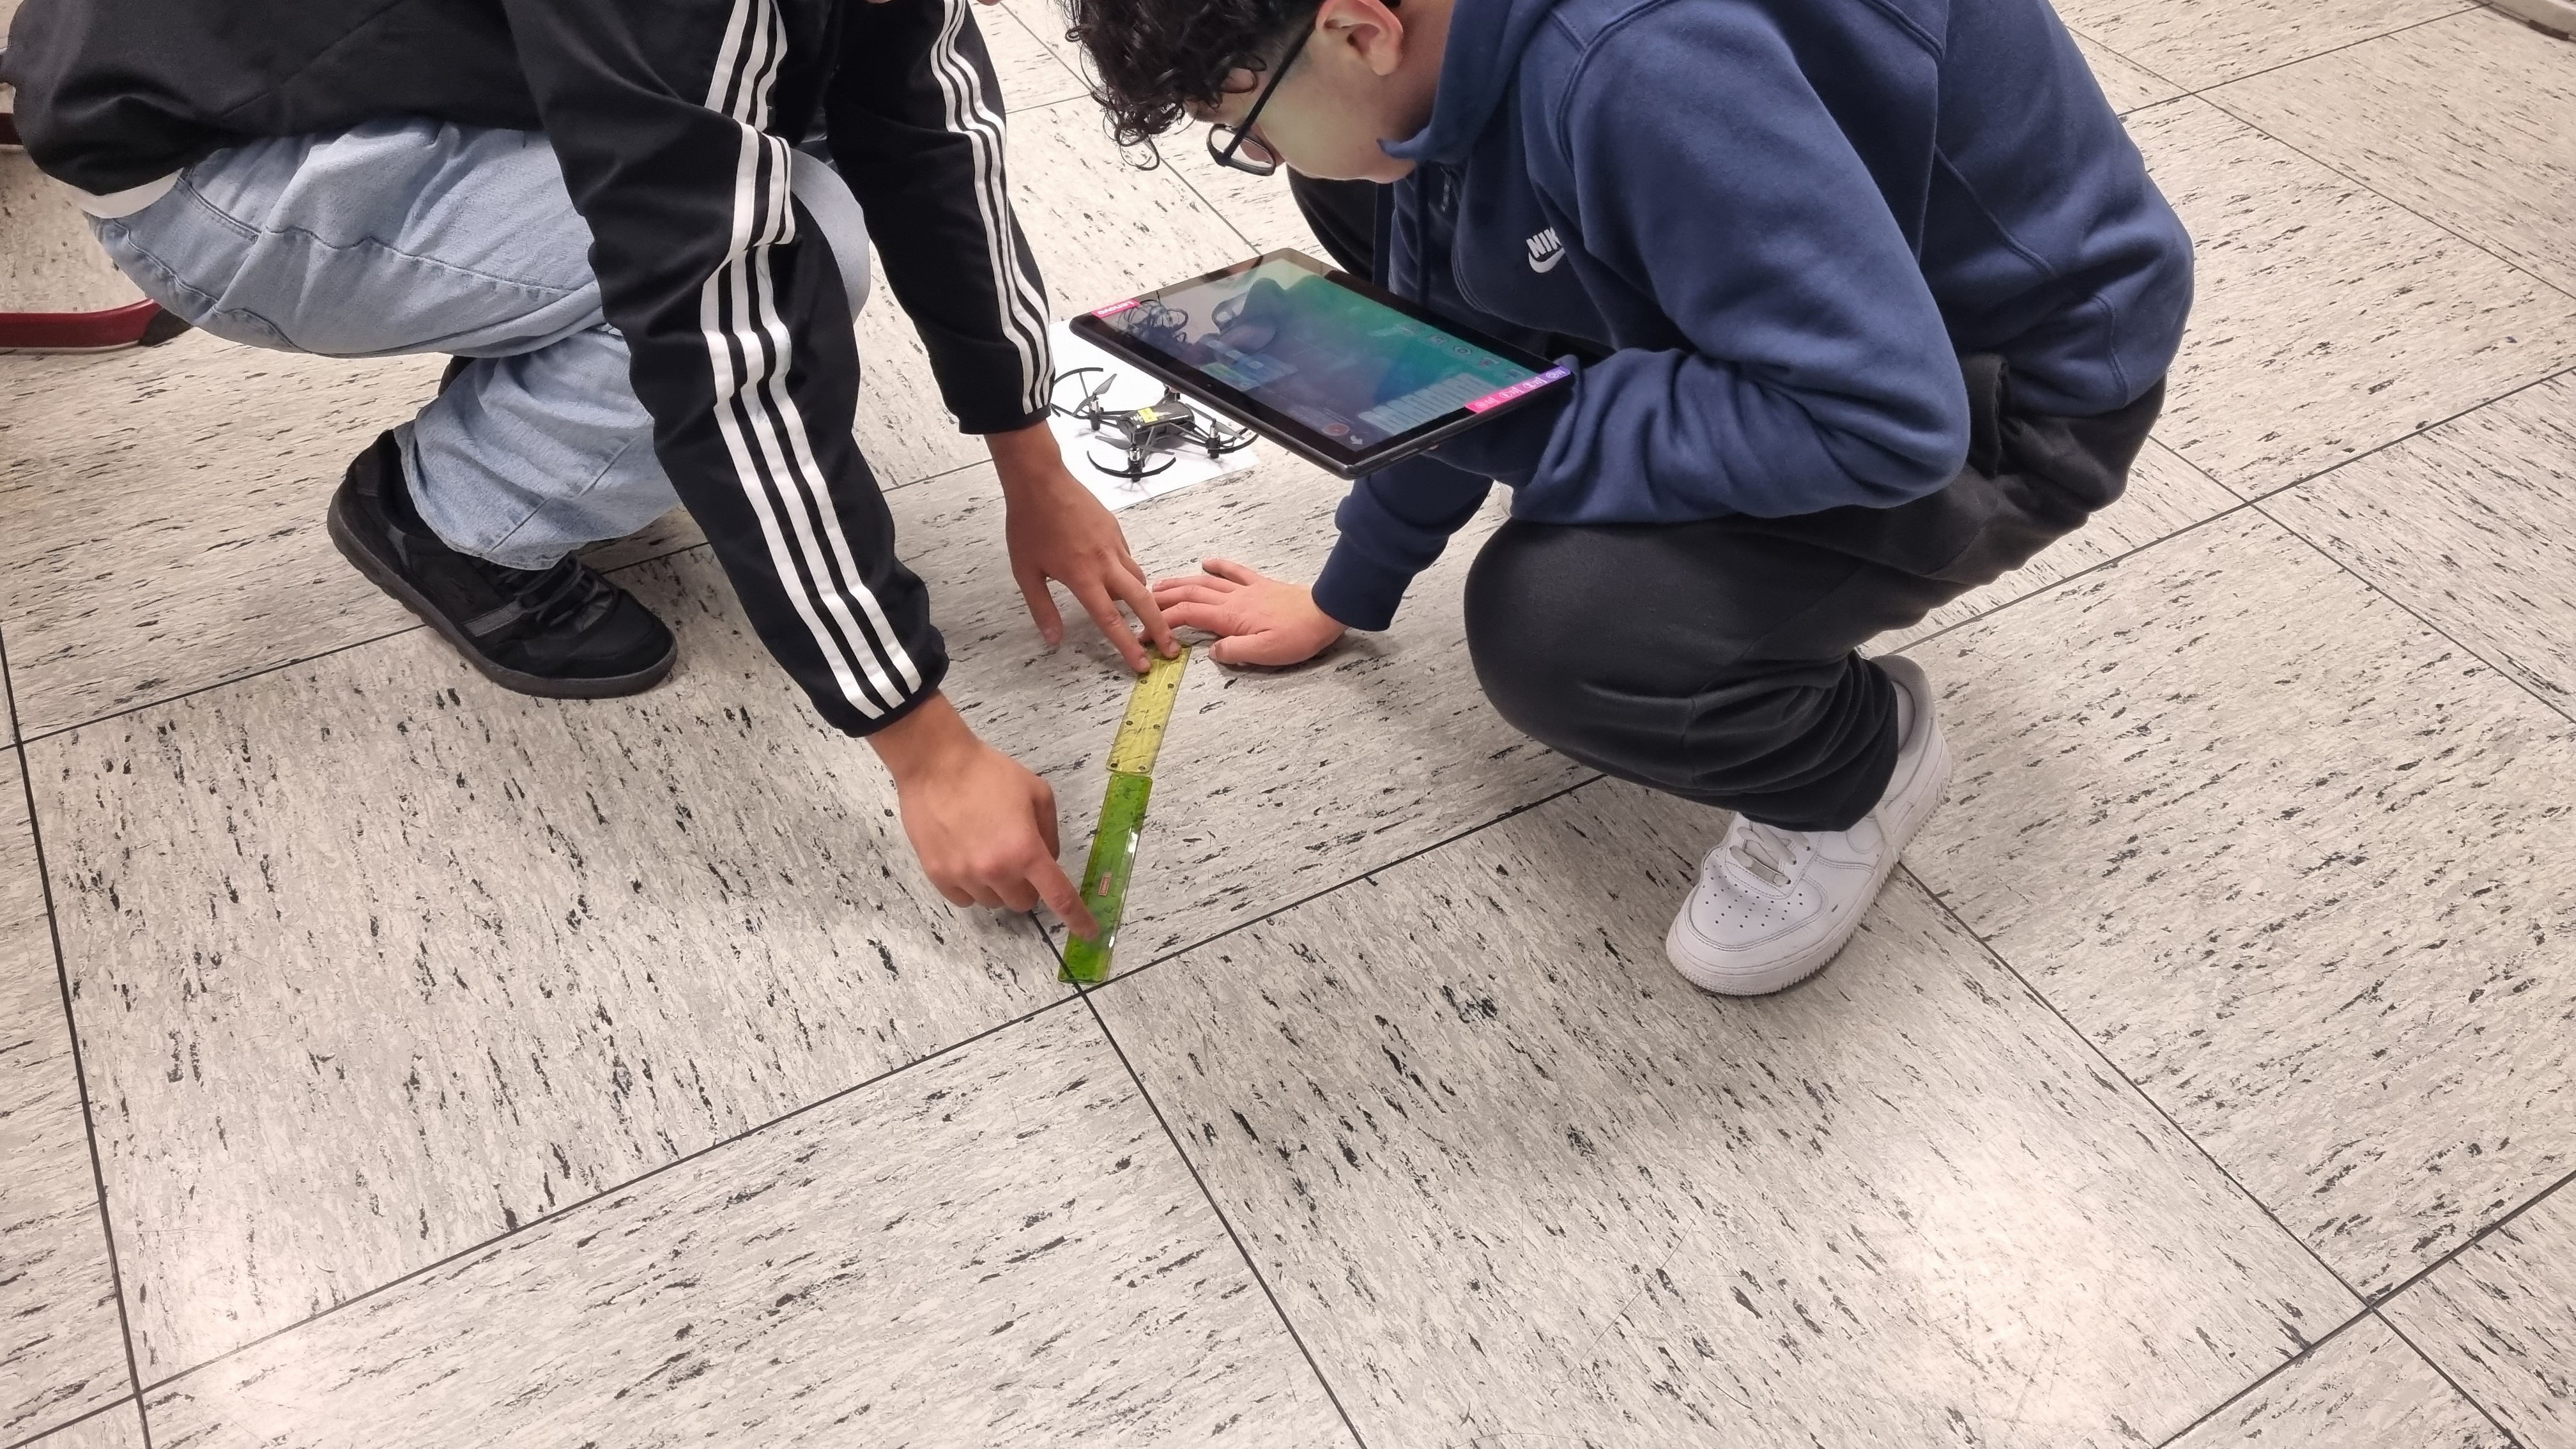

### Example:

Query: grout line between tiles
xmin=2143 ymin=1307 xmax=2380 ymax=1448
xmin=988 ymin=0 xmax=1088 ymax=100
xmin=1056 ymin=771 xmax=1607 ymax=987
xmin=119 ymin=762 xmax=1595 ymax=1410
xmin=1890 ymin=867 xmax=2377 ymax=1445
xmin=130 ymin=981 xmax=1093 ymax=1399
xmin=2196 ymin=73 xmax=2576 ymax=312
xmin=2071 ymin=4 xmax=2479 ymax=106
xmin=4 ymin=453 xmax=998 ymax=748
xmin=1009 ymin=778 xmax=1648 ymax=1442
xmin=0 ymin=626 xmax=155 ymax=1449
xmin=2252 ymin=500 xmax=2576 ymax=730
xmin=2372 ymin=1307 xmax=2529 ymax=1447
xmin=2363 ymin=1162 xmax=2576 ymax=1310
xmin=0 ymin=1396 xmax=140 ymax=1449
xmin=1896 ymin=359 xmax=2576 ymax=661
xmin=2174 ymin=6 xmax=2478 ymax=86
xmin=1892 ymin=494 xmax=2264 ymax=657
xmin=1039 ymin=919 xmax=1374 ymax=1449
xmin=1168 ymin=165 xmax=1265 ymax=256
xmin=2079 ymin=6 xmax=2576 ymax=310
xmin=1903 ymin=857 xmax=2576 ymax=1445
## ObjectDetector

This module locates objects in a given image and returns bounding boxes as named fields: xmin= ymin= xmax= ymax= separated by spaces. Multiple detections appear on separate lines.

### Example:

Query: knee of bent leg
xmin=1464 ymin=522 xmax=1627 ymax=744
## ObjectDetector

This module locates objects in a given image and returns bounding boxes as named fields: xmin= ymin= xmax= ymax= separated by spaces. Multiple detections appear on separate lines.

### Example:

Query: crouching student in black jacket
xmin=4 ymin=0 xmax=1186 ymax=931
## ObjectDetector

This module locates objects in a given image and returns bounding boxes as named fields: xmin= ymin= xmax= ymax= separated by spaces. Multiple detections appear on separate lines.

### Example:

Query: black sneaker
xmin=327 ymin=431 xmax=677 ymax=699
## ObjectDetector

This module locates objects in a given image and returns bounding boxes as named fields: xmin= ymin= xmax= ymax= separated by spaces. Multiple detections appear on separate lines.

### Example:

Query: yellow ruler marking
xmin=1105 ymin=649 xmax=1190 ymax=776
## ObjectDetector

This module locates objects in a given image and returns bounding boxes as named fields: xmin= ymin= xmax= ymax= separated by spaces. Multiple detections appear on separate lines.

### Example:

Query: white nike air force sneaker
xmin=1664 ymin=655 xmax=1953 ymax=995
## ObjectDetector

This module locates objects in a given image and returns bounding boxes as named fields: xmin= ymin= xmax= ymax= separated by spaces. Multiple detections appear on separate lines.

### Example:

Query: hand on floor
xmin=989 ymin=423 xmax=1177 ymax=674
xmin=1151 ymin=558 xmax=1346 ymax=667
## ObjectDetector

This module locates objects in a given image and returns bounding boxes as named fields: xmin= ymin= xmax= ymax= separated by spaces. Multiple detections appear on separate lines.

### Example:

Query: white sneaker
xmin=1664 ymin=655 xmax=1954 ymax=996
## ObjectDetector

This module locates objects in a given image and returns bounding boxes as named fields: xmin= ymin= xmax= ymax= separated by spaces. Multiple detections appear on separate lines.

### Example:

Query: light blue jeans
xmin=89 ymin=118 xmax=873 ymax=569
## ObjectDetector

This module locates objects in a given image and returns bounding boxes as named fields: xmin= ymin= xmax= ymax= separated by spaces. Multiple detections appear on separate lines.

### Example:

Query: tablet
xmin=1069 ymin=249 xmax=1573 ymax=479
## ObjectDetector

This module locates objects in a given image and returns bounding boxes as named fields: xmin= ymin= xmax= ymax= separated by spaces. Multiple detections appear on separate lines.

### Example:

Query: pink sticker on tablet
xmin=1464 ymin=365 xmax=1571 ymax=413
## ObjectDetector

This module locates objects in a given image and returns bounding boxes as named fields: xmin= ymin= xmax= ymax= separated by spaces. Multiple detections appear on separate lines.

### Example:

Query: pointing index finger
xmin=1035 ymin=854 xmax=1099 ymax=940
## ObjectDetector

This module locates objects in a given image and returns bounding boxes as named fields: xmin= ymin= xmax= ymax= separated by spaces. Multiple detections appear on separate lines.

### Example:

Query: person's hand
xmin=988 ymin=422 xmax=1179 ymax=674
xmin=1151 ymin=558 xmax=1346 ymax=666
xmin=870 ymin=694 xmax=1098 ymax=937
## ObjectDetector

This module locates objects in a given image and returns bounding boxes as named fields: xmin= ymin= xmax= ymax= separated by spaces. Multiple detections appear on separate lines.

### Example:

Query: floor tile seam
xmin=2078 ymin=10 xmax=2575 ymax=309
xmin=1012 ymin=89 xmax=1099 ymax=116
xmin=1901 ymin=357 xmax=2576 ymax=661
xmin=2 ymin=612 xmax=15 ymax=749
xmin=2072 ymin=4 xmax=2484 ymax=105
xmin=1924 ymin=846 xmax=2576 ymax=1438
xmin=131 ymin=981 xmax=1091 ymax=1399
xmin=2232 ymin=356 xmax=2576 ymax=516
xmin=0 ymin=1395 xmax=139 ymax=1449
xmin=2370 ymin=1305 xmax=2529 ymax=1446
xmin=4 ymin=454 xmax=995 ymax=748
xmin=1057 ymin=922 xmax=1373 ymax=1449
xmin=0 ymin=629 xmax=156 ymax=1449
xmin=2363 ymin=1161 xmax=2576 ymax=1310
xmin=1889 ymin=491 xmax=2267 ymax=656
xmin=2189 ymin=80 xmax=2576 ymax=310
xmin=2250 ymin=493 xmax=2576 ymax=728
xmin=1893 ymin=864 xmax=2382 ymax=1441
xmin=1071 ymin=772 xmax=1609 ymax=997
xmin=114 ymin=736 xmax=1596 ymax=1400
xmin=990 ymin=0 xmax=1085 ymax=94
xmin=1154 ymin=154 xmax=1267 ymax=256
xmin=2146 ymin=1305 xmax=2379 ymax=1448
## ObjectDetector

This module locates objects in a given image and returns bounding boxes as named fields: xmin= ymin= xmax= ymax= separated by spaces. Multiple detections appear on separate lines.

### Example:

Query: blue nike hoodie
xmin=1307 ymin=0 xmax=2195 ymax=631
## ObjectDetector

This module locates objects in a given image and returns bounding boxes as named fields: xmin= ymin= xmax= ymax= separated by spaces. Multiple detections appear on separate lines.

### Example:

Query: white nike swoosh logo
xmin=1529 ymin=249 xmax=1565 ymax=273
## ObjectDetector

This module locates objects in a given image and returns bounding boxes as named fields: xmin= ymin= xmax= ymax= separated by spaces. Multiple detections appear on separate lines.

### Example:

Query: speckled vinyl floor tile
xmin=2055 ymin=0 xmax=2469 ymax=91
xmin=138 ymin=1006 xmax=1352 ymax=1449
xmin=2131 ymin=98 xmax=2576 ymax=500
xmin=2263 ymin=368 xmax=2576 ymax=709
xmin=1906 ymin=509 xmax=2576 ymax=1301
xmin=1090 ymin=779 xmax=2357 ymax=1448
xmin=27 ymin=555 xmax=1068 ymax=1376
xmin=2210 ymin=8 xmax=2576 ymax=298
xmin=12 ymin=1401 xmax=151 ymax=1449
xmin=2164 ymin=1316 xmax=2508 ymax=1448
xmin=1 ymin=151 xmax=144 ymax=315
xmin=0 ymin=749 xmax=127 ymax=1443
xmin=2384 ymin=1186 xmax=2576 ymax=1449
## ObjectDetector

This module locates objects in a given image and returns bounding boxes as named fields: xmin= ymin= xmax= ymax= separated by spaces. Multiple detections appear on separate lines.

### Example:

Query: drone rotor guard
xmin=1090 ymin=448 xmax=1177 ymax=483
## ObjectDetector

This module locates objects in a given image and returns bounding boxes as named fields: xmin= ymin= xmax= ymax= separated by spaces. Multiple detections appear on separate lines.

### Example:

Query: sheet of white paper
xmin=1045 ymin=321 xmax=1261 ymax=512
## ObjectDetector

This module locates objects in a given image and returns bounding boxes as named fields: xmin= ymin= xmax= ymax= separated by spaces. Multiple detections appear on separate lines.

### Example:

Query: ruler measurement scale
xmin=1061 ymin=648 xmax=1190 ymax=983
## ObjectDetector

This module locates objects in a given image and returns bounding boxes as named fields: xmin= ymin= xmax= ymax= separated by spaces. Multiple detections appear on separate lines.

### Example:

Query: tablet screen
xmin=1089 ymin=256 xmax=1567 ymax=457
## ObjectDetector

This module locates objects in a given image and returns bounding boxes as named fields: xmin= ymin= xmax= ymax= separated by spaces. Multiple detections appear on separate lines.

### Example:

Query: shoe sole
xmin=328 ymin=491 xmax=676 ymax=702
xmin=1666 ymin=665 xmax=1955 ymax=997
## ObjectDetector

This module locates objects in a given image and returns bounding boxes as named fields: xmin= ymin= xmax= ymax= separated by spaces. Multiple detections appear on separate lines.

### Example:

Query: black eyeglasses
xmin=1205 ymin=23 xmax=1314 ymax=176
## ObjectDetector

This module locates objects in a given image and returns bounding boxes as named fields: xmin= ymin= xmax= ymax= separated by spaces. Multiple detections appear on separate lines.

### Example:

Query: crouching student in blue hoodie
xmin=1070 ymin=0 xmax=2193 ymax=995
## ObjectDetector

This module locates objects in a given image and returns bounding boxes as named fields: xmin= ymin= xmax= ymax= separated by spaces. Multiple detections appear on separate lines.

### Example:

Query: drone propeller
xmin=1051 ymin=366 xmax=1121 ymax=421
xmin=1090 ymin=447 xmax=1176 ymax=482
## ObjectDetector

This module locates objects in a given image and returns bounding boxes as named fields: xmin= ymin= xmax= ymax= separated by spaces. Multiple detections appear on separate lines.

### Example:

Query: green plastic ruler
xmin=1061 ymin=647 xmax=1190 ymax=984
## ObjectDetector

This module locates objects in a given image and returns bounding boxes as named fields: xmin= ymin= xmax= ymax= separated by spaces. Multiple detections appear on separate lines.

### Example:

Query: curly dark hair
xmin=1062 ymin=0 xmax=1321 ymax=147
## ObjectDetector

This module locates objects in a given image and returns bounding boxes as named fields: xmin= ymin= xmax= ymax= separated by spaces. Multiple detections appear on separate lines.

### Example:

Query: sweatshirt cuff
xmin=1311 ymin=539 xmax=1411 ymax=633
